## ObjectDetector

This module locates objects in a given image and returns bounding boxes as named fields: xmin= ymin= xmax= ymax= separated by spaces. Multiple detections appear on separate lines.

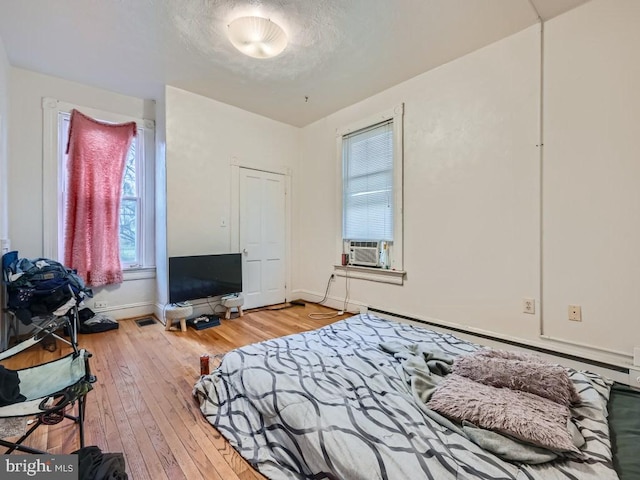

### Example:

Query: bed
xmin=194 ymin=313 xmax=632 ymax=480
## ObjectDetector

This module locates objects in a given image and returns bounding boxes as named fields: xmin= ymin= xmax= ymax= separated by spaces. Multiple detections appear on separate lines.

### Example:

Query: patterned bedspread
xmin=193 ymin=314 xmax=618 ymax=480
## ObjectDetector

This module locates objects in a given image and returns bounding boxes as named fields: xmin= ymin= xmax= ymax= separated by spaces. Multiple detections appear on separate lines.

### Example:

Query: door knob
xmin=243 ymin=248 xmax=248 ymax=254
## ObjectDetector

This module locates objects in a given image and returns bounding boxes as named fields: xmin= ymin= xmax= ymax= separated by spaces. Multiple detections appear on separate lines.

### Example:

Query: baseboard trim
xmin=370 ymin=307 xmax=627 ymax=373
xmin=92 ymin=301 xmax=155 ymax=320
xmin=290 ymin=289 xmax=631 ymax=383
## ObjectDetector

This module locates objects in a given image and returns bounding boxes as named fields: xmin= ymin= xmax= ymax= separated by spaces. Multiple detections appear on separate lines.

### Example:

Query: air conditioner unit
xmin=348 ymin=241 xmax=382 ymax=267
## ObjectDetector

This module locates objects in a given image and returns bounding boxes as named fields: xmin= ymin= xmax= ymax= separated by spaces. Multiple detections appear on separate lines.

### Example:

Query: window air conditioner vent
xmin=348 ymin=240 xmax=382 ymax=267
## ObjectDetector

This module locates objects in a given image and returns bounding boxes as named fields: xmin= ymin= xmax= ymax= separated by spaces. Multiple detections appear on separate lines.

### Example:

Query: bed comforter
xmin=193 ymin=314 xmax=618 ymax=480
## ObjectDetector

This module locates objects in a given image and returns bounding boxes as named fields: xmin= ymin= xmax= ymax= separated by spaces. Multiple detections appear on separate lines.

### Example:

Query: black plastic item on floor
xmin=79 ymin=308 xmax=95 ymax=322
xmin=73 ymin=445 xmax=128 ymax=480
xmin=187 ymin=315 xmax=221 ymax=330
xmin=135 ymin=317 xmax=156 ymax=327
xmin=80 ymin=314 xmax=119 ymax=334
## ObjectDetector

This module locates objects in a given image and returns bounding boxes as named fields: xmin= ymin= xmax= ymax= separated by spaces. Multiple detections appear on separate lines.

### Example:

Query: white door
xmin=240 ymin=168 xmax=286 ymax=309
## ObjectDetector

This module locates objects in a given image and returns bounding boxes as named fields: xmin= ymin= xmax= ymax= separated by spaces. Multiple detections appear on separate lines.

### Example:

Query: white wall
xmin=297 ymin=25 xmax=541 ymax=340
xmin=8 ymin=68 xmax=157 ymax=318
xmin=541 ymin=0 xmax=640 ymax=357
xmin=297 ymin=0 xmax=640 ymax=367
xmin=162 ymin=86 xmax=299 ymax=309
xmin=0 ymin=35 xmax=9 ymax=243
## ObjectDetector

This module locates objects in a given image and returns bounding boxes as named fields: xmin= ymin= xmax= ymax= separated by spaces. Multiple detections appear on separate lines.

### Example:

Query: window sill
xmin=123 ymin=266 xmax=156 ymax=281
xmin=333 ymin=265 xmax=405 ymax=285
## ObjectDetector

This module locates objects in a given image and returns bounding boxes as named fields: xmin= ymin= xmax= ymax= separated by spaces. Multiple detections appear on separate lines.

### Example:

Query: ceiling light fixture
xmin=227 ymin=16 xmax=288 ymax=59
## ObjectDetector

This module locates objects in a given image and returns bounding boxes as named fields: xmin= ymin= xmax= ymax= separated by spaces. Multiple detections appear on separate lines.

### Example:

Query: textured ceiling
xmin=0 ymin=0 xmax=589 ymax=127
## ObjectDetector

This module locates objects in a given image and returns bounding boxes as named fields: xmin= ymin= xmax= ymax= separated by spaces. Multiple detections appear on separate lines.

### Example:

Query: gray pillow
xmin=426 ymin=374 xmax=580 ymax=453
xmin=453 ymin=349 xmax=580 ymax=406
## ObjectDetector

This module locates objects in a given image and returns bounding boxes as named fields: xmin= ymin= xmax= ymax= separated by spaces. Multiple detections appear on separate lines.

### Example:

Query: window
xmin=343 ymin=120 xmax=394 ymax=241
xmin=338 ymin=104 xmax=404 ymax=275
xmin=58 ymin=113 xmax=144 ymax=267
xmin=43 ymin=98 xmax=155 ymax=276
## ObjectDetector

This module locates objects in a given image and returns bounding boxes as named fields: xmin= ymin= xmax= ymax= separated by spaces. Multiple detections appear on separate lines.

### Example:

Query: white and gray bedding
xmin=193 ymin=314 xmax=618 ymax=480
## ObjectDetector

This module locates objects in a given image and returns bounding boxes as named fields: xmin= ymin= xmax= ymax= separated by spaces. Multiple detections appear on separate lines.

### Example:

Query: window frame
xmin=42 ymin=98 xmax=156 ymax=278
xmin=336 ymin=104 xmax=404 ymax=275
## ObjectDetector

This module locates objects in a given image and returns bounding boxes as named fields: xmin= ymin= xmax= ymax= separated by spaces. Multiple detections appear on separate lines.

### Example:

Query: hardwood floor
xmin=1 ymin=303 xmax=350 ymax=479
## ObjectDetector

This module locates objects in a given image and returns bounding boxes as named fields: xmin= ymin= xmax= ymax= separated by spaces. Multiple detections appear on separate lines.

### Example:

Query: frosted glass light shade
xmin=227 ymin=16 xmax=288 ymax=59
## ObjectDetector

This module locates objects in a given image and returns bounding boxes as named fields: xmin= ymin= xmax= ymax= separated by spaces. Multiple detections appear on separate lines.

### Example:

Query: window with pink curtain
xmin=64 ymin=109 xmax=137 ymax=287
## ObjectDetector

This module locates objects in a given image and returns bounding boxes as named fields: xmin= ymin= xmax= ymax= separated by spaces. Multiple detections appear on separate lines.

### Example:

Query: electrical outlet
xmin=568 ymin=305 xmax=582 ymax=322
xmin=94 ymin=301 xmax=108 ymax=309
xmin=522 ymin=298 xmax=535 ymax=314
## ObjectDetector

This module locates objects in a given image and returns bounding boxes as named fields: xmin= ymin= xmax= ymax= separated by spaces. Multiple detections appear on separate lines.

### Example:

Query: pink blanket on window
xmin=64 ymin=109 xmax=136 ymax=286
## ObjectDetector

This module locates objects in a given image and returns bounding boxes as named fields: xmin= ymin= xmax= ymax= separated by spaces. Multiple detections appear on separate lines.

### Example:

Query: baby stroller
xmin=0 ymin=251 xmax=96 ymax=453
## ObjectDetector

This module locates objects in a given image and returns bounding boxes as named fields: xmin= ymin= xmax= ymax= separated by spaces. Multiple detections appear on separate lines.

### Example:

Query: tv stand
xmin=221 ymin=294 xmax=244 ymax=319
xmin=164 ymin=304 xmax=193 ymax=332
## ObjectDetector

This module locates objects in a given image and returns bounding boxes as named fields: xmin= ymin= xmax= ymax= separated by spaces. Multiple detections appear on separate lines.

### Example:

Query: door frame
xmin=230 ymin=162 xmax=292 ymax=304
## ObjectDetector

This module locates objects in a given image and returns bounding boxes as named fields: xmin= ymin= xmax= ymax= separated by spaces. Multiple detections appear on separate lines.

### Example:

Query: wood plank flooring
xmin=1 ymin=303 xmax=349 ymax=479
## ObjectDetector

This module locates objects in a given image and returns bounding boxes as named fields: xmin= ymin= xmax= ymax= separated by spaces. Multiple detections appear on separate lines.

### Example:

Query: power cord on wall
xmin=342 ymin=264 xmax=350 ymax=313
xmin=308 ymin=273 xmax=338 ymax=319
xmin=308 ymin=268 xmax=350 ymax=320
xmin=316 ymin=274 xmax=333 ymax=305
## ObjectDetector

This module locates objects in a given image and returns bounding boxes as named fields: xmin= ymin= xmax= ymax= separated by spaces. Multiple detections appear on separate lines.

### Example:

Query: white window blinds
xmin=342 ymin=119 xmax=394 ymax=241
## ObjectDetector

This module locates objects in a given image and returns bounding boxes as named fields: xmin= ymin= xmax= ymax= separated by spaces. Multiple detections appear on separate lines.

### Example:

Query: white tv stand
xmin=221 ymin=293 xmax=244 ymax=319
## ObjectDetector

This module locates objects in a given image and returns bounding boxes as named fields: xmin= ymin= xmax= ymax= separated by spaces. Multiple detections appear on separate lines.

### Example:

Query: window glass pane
xmin=343 ymin=121 xmax=394 ymax=241
xmin=119 ymin=199 xmax=137 ymax=263
xmin=122 ymin=139 xmax=137 ymax=196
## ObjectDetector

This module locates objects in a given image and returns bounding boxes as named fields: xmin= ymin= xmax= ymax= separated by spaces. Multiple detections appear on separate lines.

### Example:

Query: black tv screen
xmin=168 ymin=253 xmax=242 ymax=304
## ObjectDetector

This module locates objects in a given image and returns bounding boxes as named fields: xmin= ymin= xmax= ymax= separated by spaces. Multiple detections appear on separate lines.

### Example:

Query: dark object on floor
xmin=265 ymin=303 xmax=293 ymax=311
xmin=187 ymin=315 xmax=221 ymax=330
xmin=63 ymin=306 xmax=96 ymax=337
xmin=41 ymin=334 xmax=57 ymax=352
xmin=79 ymin=307 xmax=95 ymax=322
xmin=290 ymin=299 xmax=306 ymax=306
xmin=79 ymin=313 xmax=119 ymax=334
xmin=135 ymin=317 xmax=156 ymax=327
xmin=73 ymin=445 xmax=128 ymax=480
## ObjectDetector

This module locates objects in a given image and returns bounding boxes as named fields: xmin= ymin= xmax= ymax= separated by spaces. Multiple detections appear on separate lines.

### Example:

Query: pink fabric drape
xmin=64 ymin=109 xmax=136 ymax=287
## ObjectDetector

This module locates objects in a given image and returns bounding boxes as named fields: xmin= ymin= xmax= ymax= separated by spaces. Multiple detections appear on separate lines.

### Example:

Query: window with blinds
xmin=342 ymin=119 xmax=394 ymax=241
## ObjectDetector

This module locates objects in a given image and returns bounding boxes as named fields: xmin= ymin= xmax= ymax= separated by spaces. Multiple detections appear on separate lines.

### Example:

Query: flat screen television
xmin=168 ymin=253 xmax=242 ymax=304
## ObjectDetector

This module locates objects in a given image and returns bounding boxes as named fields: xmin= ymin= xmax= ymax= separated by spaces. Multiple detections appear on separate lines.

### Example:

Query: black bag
xmin=79 ymin=311 xmax=119 ymax=334
xmin=73 ymin=445 xmax=128 ymax=480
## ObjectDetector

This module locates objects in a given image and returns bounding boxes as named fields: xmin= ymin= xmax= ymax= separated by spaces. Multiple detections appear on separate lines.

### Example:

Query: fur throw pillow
xmin=452 ymin=349 xmax=580 ymax=406
xmin=426 ymin=374 xmax=579 ymax=453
